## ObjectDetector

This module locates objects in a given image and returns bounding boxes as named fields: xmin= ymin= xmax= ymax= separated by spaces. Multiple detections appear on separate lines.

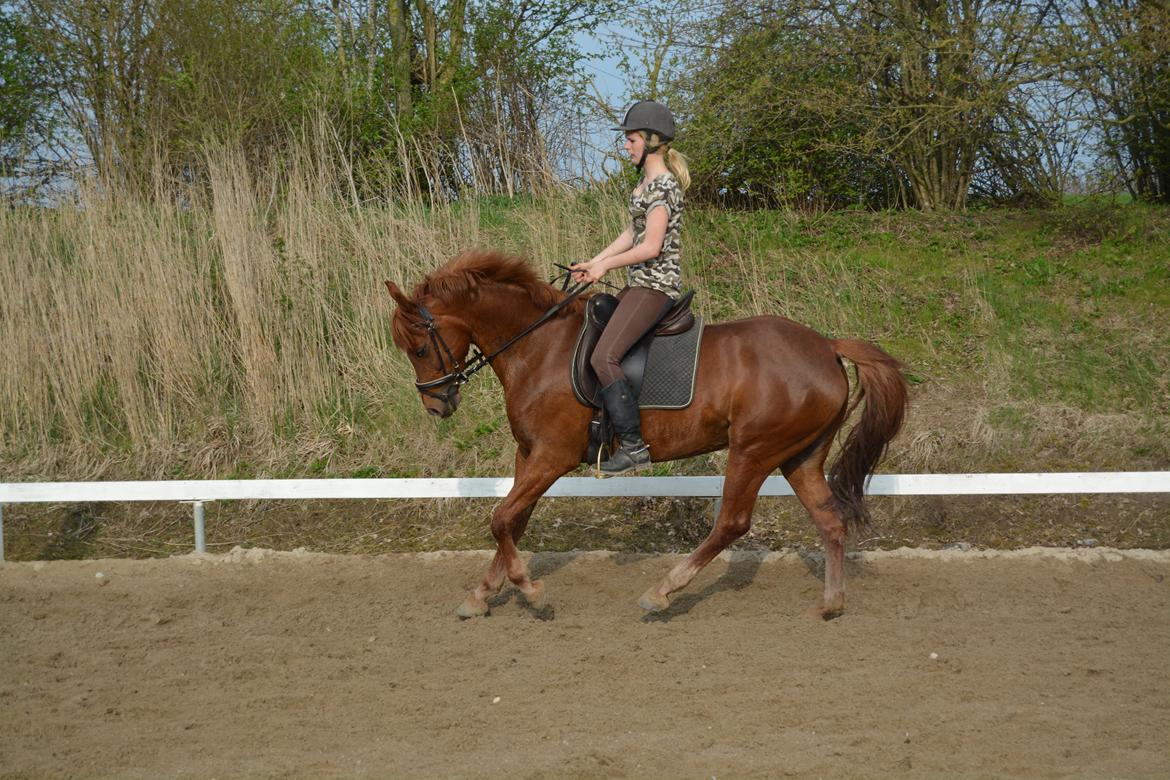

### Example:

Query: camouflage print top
xmin=627 ymin=172 xmax=684 ymax=300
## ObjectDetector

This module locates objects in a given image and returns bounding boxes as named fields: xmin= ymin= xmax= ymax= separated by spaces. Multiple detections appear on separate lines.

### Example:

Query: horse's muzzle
xmin=424 ymin=387 xmax=461 ymax=418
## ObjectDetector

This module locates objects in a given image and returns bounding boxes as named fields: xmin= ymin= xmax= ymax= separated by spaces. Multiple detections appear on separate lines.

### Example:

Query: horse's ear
xmin=384 ymin=280 xmax=414 ymax=311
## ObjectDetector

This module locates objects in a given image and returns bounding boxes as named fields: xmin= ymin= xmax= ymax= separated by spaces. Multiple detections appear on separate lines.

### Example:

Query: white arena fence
xmin=1 ymin=472 xmax=1168 ymax=560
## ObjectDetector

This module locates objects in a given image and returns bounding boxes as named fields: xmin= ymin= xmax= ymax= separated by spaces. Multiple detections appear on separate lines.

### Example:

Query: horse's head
xmin=385 ymin=280 xmax=472 ymax=419
xmin=385 ymin=250 xmax=574 ymax=418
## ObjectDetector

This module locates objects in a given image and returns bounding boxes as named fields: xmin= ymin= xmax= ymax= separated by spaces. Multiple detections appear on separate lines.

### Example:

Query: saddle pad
xmin=571 ymin=317 xmax=704 ymax=410
xmin=637 ymin=317 xmax=704 ymax=409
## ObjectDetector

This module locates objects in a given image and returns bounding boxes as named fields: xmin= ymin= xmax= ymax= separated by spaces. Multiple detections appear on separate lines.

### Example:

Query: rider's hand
xmin=571 ymin=259 xmax=604 ymax=284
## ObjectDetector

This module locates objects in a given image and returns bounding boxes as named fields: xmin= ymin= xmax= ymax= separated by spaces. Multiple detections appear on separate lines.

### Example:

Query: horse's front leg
xmin=456 ymin=504 xmax=536 ymax=618
xmin=457 ymin=449 xmax=566 ymax=618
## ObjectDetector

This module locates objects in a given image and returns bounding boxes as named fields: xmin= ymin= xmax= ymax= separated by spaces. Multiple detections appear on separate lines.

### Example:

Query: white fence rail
xmin=2 ymin=472 xmax=1168 ymax=560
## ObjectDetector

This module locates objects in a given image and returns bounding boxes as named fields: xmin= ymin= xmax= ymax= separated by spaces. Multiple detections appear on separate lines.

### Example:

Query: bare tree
xmin=675 ymin=0 xmax=1062 ymax=210
xmin=1058 ymin=0 xmax=1170 ymax=202
xmin=19 ymin=0 xmax=159 ymax=180
xmin=808 ymin=0 xmax=1060 ymax=210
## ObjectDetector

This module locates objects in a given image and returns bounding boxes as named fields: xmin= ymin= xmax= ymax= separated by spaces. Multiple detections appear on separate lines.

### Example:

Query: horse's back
xmin=622 ymin=314 xmax=849 ymax=461
xmin=701 ymin=315 xmax=844 ymax=379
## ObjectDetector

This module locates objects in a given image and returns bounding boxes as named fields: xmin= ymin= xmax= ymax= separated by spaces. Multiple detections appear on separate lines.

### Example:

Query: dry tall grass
xmin=0 ymin=128 xmax=626 ymax=480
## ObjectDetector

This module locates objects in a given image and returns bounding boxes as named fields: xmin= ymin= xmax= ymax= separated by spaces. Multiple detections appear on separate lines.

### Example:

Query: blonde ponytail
xmin=641 ymin=131 xmax=691 ymax=191
xmin=663 ymin=146 xmax=691 ymax=191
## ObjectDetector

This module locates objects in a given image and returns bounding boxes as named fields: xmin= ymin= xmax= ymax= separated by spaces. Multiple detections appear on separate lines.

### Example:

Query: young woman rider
xmin=571 ymin=100 xmax=691 ymax=476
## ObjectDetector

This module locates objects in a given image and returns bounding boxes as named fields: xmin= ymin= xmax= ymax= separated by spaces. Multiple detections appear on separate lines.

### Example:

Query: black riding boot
xmin=596 ymin=379 xmax=651 ymax=476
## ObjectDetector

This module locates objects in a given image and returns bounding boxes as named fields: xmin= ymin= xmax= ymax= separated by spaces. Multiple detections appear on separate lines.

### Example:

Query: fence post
xmin=193 ymin=501 xmax=205 ymax=554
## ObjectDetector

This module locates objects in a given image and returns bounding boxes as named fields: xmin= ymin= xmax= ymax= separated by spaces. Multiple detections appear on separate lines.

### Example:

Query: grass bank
xmin=2 ymin=152 xmax=1168 ymax=558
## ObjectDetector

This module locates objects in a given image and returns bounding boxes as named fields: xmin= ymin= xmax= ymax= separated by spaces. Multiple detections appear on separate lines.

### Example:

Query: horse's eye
xmin=414 ymin=346 xmax=427 ymax=358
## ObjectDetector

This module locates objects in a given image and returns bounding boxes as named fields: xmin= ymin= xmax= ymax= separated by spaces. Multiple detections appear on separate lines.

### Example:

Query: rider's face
xmin=623 ymin=132 xmax=643 ymax=163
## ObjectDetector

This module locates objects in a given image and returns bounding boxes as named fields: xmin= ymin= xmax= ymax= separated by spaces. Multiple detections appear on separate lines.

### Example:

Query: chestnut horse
xmin=385 ymin=250 xmax=909 ymax=618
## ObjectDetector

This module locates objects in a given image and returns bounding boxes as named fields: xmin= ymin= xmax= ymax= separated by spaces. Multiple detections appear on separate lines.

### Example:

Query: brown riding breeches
xmin=590 ymin=286 xmax=673 ymax=387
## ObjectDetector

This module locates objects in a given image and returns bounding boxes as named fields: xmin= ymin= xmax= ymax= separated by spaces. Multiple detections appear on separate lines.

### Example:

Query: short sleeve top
xmin=627 ymin=172 xmax=683 ymax=299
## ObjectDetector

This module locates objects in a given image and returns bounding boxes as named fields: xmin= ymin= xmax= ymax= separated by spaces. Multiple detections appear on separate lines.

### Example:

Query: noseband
xmin=408 ymin=273 xmax=592 ymax=403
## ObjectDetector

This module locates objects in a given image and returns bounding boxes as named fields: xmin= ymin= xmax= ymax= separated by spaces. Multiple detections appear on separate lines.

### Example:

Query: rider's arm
xmin=591 ymin=205 xmax=668 ymax=273
xmin=589 ymin=227 xmax=635 ymax=265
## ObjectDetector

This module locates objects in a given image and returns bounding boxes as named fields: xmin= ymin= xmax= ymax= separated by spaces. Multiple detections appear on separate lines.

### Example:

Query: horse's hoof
xmin=456 ymin=595 xmax=489 ymax=619
xmin=522 ymin=579 xmax=547 ymax=610
xmin=819 ymin=594 xmax=845 ymax=621
xmin=638 ymin=589 xmax=670 ymax=612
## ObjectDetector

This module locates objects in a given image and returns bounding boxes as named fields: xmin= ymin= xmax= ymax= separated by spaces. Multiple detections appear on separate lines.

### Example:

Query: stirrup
xmin=595 ymin=443 xmax=651 ymax=477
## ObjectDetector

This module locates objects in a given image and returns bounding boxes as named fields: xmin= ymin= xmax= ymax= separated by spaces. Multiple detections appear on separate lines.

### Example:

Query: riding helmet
xmin=612 ymin=100 xmax=676 ymax=143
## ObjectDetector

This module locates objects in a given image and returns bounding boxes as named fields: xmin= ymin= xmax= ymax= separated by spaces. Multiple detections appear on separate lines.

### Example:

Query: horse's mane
xmin=393 ymin=249 xmax=584 ymax=345
xmin=414 ymin=250 xmax=565 ymax=309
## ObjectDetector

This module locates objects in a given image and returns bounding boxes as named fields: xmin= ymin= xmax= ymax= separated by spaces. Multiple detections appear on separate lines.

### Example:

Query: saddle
xmin=572 ymin=290 xmax=696 ymax=408
xmin=571 ymin=291 xmax=703 ymax=466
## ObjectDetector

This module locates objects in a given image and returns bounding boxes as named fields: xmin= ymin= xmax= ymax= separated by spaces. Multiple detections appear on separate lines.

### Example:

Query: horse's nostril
xmin=427 ymin=407 xmax=441 ymax=417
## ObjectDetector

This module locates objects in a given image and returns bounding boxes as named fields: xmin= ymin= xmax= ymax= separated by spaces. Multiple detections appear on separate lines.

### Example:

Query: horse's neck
xmin=463 ymin=287 xmax=577 ymax=387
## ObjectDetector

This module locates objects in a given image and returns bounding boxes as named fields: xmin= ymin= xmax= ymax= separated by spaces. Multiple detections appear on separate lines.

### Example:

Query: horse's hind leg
xmin=783 ymin=459 xmax=847 ymax=619
xmin=639 ymin=452 xmax=772 ymax=612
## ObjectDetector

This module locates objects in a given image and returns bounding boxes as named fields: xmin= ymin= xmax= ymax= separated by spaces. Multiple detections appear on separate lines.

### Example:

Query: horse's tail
xmin=827 ymin=339 xmax=910 ymax=533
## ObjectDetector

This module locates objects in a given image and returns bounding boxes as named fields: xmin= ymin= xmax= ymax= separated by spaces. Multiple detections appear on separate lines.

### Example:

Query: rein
xmin=410 ymin=269 xmax=593 ymax=402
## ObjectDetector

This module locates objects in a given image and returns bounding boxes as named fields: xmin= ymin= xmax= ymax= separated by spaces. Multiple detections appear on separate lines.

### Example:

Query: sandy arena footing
xmin=2 ymin=547 xmax=1168 ymax=778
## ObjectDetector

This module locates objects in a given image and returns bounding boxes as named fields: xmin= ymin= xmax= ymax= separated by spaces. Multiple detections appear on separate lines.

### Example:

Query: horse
xmin=384 ymin=250 xmax=909 ymax=619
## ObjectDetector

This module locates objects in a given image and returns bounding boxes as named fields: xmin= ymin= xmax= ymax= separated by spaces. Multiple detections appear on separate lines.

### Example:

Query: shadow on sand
xmin=640 ymin=554 xmax=765 ymax=623
xmin=483 ymin=551 xmax=584 ymax=619
xmin=479 ymin=549 xmax=869 ymax=622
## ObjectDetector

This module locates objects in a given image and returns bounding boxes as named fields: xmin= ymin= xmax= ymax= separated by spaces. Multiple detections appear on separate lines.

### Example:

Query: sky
xmin=562 ymin=21 xmax=659 ymax=180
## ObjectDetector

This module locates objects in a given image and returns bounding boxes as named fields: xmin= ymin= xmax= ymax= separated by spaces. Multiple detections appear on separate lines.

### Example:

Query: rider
xmin=571 ymin=100 xmax=691 ymax=476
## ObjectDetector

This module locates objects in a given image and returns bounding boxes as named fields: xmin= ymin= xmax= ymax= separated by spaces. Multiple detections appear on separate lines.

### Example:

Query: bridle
xmin=405 ymin=267 xmax=597 ymax=404
xmin=410 ymin=301 xmax=480 ymax=404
